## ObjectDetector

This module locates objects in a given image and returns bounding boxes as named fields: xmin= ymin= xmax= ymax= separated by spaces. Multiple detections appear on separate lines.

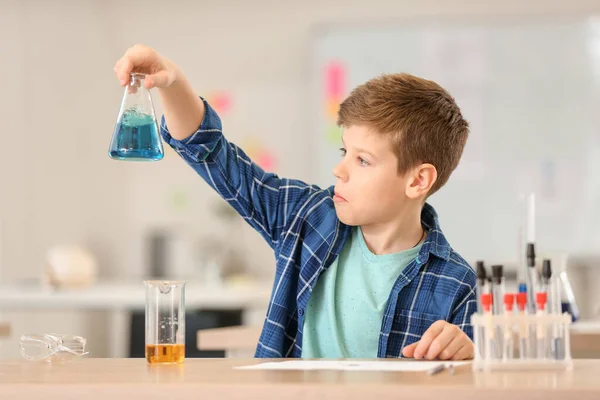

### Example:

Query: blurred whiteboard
xmin=310 ymin=17 xmax=600 ymax=265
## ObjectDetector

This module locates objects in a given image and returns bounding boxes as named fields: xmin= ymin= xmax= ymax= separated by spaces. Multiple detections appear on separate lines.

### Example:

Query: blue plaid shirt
xmin=160 ymin=99 xmax=477 ymax=358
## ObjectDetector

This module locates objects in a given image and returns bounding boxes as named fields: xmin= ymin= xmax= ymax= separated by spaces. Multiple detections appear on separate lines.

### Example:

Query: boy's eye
xmin=358 ymin=157 xmax=369 ymax=166
xmin=339 ymin=148 xmax=347 ymax=157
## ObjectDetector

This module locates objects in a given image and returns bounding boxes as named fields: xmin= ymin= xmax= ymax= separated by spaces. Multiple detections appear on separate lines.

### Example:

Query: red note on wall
xmin=325 ymin=61 xmax=346 ymax=99
xmin=208 ymin=91 xmax=232 ymax=115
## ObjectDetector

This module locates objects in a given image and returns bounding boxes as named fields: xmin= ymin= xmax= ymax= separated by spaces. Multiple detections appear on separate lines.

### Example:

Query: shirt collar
xmin=420 ymin=202 xmax=451 ymax=262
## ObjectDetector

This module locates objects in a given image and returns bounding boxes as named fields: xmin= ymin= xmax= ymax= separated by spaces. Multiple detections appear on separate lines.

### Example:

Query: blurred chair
xmin=0 ymin=322 xmax=10 ymax=338
xmin=571 ymin=332 xmax=600 ymax=358
xmin=197 ymin=325 xmax=261 ymax=358
xmin=570 ymin=322 xmax=600 ymax=359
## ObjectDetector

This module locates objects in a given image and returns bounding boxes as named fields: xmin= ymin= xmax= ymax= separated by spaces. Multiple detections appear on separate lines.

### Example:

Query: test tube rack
xmin=471 ymin=312 xmax=573 ymax=372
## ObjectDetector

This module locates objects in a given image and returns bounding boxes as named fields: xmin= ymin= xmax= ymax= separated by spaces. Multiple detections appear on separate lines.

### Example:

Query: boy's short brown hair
xmin=337 ymin=73 xmax=469 ymax=197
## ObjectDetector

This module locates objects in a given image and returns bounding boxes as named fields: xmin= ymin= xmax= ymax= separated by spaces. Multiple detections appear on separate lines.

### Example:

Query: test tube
xmin=526 ymin=243 xmax=538 ymax=314
xmin=503 ymin=293 xmax=515 ymax=360
xmin=481 ymin=293 xmax=494 ymax=362
xmin=560 ymin=271 xmax=580 ymax=321
xmin=525 ymin=193 xmax=537 ymax=315
xmin=476 ymin=261 xmax=487 ymax=312
xmin=526 ymin=243 xmax=538 ymax=358
xmin=551 ymin=279 xmax=565 ymax=360
xmin=492 ymin=265 xmax=505 ymax=315
xmin=544 ymin=260 xmax=565 ymax=360
xmin=516 ymin=292 xmax=529 ymax=359
xmin=536 ymin=292 xmax=548 ymax=360
xmin=475 ymin=262 xmax=487 ymax=360
xmin=491 ymin=265 xmax=505 ymax=358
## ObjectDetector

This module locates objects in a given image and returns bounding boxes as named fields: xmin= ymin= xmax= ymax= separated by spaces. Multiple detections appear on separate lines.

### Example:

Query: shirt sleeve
xmin=159 ymin=97 xmax=321 ymax=249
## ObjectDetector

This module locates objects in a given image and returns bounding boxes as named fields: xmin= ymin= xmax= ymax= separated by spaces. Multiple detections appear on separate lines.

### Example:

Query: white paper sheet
xmin=236 ymin=360 xmax=471 ymax=372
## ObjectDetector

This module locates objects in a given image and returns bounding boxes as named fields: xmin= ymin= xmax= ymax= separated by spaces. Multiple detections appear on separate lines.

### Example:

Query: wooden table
xmin=1 ymin=358 xmax=600 ymax=399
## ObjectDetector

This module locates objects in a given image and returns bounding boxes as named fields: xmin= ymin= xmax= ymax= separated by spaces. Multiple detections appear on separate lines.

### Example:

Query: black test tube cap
xmin=542 ymin=259 xmax=552 ymax=282
xmin=527 ymin=243 xmax=536 ymax=267
xmin=476 ymin=261 xmax=487 ymax=284
xmin=492 ymin=265 xmax=504 ymax=284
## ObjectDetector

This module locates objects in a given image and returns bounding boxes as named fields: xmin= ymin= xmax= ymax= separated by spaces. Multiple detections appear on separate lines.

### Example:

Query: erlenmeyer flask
xmin=109 ymin=73 xmax=164 ymax=161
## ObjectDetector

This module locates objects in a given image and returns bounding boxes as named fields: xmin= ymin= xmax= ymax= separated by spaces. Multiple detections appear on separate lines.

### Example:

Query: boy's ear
xmin=406 ymin=163 xmax=437 ymax=200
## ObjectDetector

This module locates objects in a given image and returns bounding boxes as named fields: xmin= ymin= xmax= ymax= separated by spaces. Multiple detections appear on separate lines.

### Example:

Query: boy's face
xmin=333 ymin=125 xmax=413 ymax=226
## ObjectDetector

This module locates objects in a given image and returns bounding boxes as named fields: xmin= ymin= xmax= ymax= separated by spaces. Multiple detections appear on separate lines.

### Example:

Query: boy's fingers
xmin=402 ymin=341 xmax=418 ymax=358
xmin=424 ymin=324 xmax=457 ymax=360
xmin=437 ymin=333 xmax=465 ymax=360
xmin=146 ymin=70 xmax=174 ymax=89
xmin=115 ymin=45 xmax=157 ymax=86
xmin=451 ymin=343 xmax=474 ymax=360
xmin=413 ymin=320 xmax=446 ymax=359
xmin=116 ymin=56 xmax=133 ymax=86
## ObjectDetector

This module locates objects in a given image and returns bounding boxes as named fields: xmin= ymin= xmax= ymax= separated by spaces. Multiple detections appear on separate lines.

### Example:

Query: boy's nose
xmin=333 ymin=162 xmax=348 ymax=182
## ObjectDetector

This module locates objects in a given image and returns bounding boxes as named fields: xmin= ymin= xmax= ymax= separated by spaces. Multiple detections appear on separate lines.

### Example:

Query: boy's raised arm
xmin=114 ymin=45 xmax=321 ymax=248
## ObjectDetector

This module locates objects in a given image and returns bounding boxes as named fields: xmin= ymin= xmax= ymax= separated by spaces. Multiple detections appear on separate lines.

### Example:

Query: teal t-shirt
xmin=302 ymin=226 xmax=423 ymax=358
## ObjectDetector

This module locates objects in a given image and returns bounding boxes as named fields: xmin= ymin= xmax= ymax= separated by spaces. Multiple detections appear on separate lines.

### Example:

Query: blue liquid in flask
xmin=109 ymin=108 xmax=164 ymax=161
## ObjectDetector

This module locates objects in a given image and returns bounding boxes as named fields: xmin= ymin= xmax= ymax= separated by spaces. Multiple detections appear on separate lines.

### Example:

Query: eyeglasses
xmin=20 ymin=333 xmax=88 ymax=363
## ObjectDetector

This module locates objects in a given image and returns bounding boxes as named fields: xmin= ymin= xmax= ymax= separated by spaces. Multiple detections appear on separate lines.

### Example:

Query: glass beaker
xmin=144 ymin=280 xmax=186 ymax=364
xmin=109 ymin=73 xmax=164 ymax=161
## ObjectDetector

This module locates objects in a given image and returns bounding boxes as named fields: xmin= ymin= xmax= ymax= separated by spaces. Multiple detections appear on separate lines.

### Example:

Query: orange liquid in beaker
xmin=145 ymin=344 xmax=185 ymax=364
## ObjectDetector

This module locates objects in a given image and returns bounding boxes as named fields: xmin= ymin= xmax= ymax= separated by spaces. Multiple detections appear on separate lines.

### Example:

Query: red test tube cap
xmin=516 ymin=292 xmax=527 ymax=311
xmin=481 ymin=293 xmax=492 ymax=312
xmin=536 ymin=292 xmax=547 ymax=310
xmin=504 ymin=293 xmax=515 ymax=311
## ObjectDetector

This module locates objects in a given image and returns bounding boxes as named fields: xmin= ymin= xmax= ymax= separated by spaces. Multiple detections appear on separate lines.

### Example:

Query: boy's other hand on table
xmin=401 ymin=320 xmax=474 ymax=360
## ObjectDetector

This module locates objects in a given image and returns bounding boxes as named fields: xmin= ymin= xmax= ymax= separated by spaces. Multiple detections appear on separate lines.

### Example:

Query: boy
xmin=114 ymin=45 xmax=477 ymax=360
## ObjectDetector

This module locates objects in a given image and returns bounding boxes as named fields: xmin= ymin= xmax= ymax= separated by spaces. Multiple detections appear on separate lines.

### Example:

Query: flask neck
xmin=129 ymin=73 xmax=146 ymax=88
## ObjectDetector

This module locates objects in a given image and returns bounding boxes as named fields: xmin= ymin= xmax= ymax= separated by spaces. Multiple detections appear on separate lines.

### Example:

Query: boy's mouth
xmin=333 ymin=191 xmax=347 ymax=203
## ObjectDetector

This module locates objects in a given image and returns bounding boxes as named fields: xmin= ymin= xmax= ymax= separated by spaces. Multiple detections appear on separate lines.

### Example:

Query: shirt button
xmin=298 ymin=308 xmax=305 ymax=316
